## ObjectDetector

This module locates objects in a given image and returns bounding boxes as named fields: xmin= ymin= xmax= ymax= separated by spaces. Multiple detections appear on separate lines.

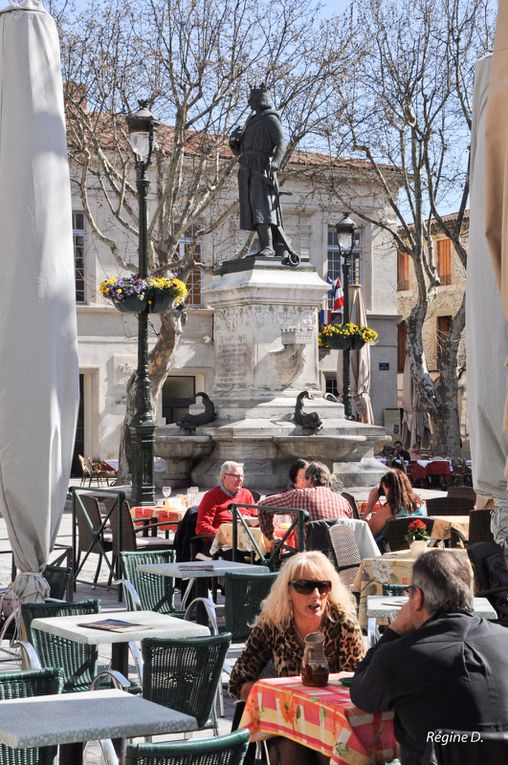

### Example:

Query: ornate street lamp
xmin=336 ymin=213 xmax=357 ymax=420
xmin=126 ymin=100 xmax=159 ymax=505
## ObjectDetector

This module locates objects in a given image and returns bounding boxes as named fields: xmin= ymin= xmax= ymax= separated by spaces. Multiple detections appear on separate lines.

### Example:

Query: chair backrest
xmin=327 ymin=525 xmax=362 ymax=586
xmin=468 ymin=509 xmax=494 ymax=544
xmin=78 ymin=454 xmax=91 ymax=477
xmin=447 ymin=486 xmax=476 ymax=502
xmin=21 ymin=599 xmax=100 ymax=693
xmin=333 ymin=518 xmax=381 ymax=558
xmin=141 ymin=633 xmax=232 ymax=730
xmin=119 ymin=550 xmax=178 ymax=614
xmin=422 ymin=730 xmax=508 ymax=765
xmin=173 ymin=507 xmax=199 ymax=561
xmin=384 ymin=516 xmax=435 ymax=552
xmin=125 ymin=730 xmax=250 ymax=765
xmin=426 ymin=497 xmax=474 ymax=516
xmin=341 ymin=491 xmax=360 ymax=519
xmin=467 ymin=542 xmax=508 ymax=620
xmin=0 ymin=668 xmax=63 ymax=765
xmin=305 ymin=519 xmax=338 ymax=562
xmin=104 ymin=496 xmax=137 ymax=552
xmin=224 ymin=571 xmax=278 ymax=641
xmin=76 ymin=494 xmax=108 ymax=554
xmin=382 ymin=583 xmax=408 ymax=597
xmin=42 ymin=564 xmax=72 ymax=600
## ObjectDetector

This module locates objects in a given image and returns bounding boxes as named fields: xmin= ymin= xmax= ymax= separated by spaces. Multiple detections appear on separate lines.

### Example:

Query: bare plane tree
xmin=325 ymin=0 xmax=495 ymax=457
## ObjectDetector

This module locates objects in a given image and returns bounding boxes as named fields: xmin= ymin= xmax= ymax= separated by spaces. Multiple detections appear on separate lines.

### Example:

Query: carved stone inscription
xmin=213 ymin=308 xmax=252 ymax=394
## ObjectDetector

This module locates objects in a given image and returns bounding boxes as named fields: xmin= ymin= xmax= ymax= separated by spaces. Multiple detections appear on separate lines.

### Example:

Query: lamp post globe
xmin=126 ymin=100 xmax=159 ymax=505
xmin=336 ymin=214 xmax=357 ymax=420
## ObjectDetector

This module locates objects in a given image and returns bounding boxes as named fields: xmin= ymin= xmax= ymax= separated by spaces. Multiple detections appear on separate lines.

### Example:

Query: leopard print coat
xmin=228 ymin=605 xmax=365 ymax=700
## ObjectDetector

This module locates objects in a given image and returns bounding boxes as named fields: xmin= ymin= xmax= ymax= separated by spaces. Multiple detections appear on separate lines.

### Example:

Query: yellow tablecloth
xmin=428 ymin=515 xmax=469 ymax=541
xmin=209 ymin=523 xmax=269 ymax=559
xmin=240 ymin=675 xmax=398 ymax=765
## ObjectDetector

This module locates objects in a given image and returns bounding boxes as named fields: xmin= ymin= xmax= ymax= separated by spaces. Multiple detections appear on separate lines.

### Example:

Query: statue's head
xmin=248 ymin=83 xmax=272 ymax=111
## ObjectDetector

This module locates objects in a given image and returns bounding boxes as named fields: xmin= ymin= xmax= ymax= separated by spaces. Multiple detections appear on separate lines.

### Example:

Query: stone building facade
xmin=396 ymin=215 xmax=469 ymax=450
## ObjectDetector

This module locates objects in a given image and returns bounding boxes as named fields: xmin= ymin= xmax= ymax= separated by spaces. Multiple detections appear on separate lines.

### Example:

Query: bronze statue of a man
xmin=230 ymin=85 xmax=298 ymax=264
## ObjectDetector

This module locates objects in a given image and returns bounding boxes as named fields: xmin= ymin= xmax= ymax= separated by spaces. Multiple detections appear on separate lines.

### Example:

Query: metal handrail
xmin=230 ymin=503 xmax=308 ymax=570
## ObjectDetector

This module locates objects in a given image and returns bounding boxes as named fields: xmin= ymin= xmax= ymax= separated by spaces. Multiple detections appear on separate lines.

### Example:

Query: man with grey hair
xmin=195 ymin=460 xmax=256 ymax=536
xmin=258 ymin=461 xmax=352 ymax=541
xmin=350 ymin=550 xmax=508 ymax=764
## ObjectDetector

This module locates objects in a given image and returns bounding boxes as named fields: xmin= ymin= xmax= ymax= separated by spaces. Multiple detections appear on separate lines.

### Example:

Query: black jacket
xmin=350 ymin=612 xmax=508 ymax=765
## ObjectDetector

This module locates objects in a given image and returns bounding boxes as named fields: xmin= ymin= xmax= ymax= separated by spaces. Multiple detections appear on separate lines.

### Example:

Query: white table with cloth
xmin=353 ymin=549 xmax=470 ymax=630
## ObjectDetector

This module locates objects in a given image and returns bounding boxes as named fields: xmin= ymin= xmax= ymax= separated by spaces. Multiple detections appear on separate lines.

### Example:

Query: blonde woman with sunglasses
xmin=229 ymin=551 xmax=365 ymax=765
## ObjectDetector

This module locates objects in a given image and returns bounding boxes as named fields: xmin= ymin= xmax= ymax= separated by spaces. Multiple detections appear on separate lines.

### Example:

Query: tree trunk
xmin=115 ymin=307 xmax=187 ymax=482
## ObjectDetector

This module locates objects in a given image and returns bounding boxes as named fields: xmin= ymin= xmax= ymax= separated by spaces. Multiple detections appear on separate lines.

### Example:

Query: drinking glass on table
xmin=187 ymin=486 xmax=199 ymax=506
xmin=162 ymin=486 xmax=172 ymax=503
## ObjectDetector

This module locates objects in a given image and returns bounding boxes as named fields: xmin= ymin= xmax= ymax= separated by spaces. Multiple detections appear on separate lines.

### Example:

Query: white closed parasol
xmin=0 ymin=0 xmax=79 ymax=601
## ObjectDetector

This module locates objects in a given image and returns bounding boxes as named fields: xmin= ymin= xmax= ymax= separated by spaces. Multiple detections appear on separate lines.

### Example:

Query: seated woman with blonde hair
xmin=362 ymin=468 xmax=426 ymax=546
xmin=229 ymin=550 xmax=365 ymax=765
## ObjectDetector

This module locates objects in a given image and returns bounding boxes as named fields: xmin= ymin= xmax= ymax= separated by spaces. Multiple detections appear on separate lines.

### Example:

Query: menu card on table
xmin=78 ymin=619 xmax=152 ymax=633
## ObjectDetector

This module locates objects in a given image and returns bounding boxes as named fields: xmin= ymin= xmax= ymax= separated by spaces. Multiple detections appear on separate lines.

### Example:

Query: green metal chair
xmin=382 ymin=583 xmax=408 ymax=597
xmin=20 ymin=599 xmax=105 ymax=693
xmin=0 ymin=668 xmax=63 ymax=765
xmin=223 ymin=571 xmax=278 ymax=642
xmin=0 ymin=563 xmax=72 ymax=653
xmin=125 ymin=729 xmax=250 ymax=765
xmin=141 ymin=633 xmax=232 ymax=736
xmin=119 ymin=550 xmax=184 ymax=615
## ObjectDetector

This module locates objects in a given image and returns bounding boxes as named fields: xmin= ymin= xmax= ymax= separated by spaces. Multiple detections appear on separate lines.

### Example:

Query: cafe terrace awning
xmin=0 ymin=0 xmax=79 ymax=601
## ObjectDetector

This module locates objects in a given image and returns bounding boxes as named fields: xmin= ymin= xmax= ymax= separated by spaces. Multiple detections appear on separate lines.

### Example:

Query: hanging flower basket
xmin=318 ymin=322 xmax=378 ymax=351
xmin=114 ymin=294 xmax=149 ymax=313
xmin=99 ymin=274 xmax=188 ymax=314
xmin=147 ymin=288 xmax=176 ymax=313
xmin=328 ymin=334 xmax=358 ymax=350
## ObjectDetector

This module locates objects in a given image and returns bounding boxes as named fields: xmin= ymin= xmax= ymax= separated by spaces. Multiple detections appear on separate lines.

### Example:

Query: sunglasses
xmin=290 ymin=579 xmax=332 ymax=595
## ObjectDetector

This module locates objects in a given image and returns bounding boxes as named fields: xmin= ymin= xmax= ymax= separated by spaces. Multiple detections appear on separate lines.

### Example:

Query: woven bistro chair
xmin=20 ymin=599 xmax=101 ymax=693
xmin=119 ymin=549 xmax=184 ymax=616
xmin=327 ymin=524 xmax=362 ymax=587
xmin=223 ymin=570 xmax=278 ymax=643
xmin=0 ymin=563 xmax=72 ymax=661
xmin=425 ymin=497 xmax=475 ymax=517
xmin=125 ymin=730 xmax=250 ymax=765
xmin=18 ymin=599 xmax=137 ymax=698
xmin=0 ymin=668 xmax=63 ymax=765
xmin=468 ymin=509 xmax=494 ymax=544
xmin=384 ymin=517 xmax=435 ymax=552
xmin=140 ymin=633 xmax=232 ymax=736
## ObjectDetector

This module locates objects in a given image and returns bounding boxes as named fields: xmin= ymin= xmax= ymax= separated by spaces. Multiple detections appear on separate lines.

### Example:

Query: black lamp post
xmin=126 ymin=100 xmax=159 ymax=505
xmin=336 ymin=213 xmax=357 ymax=420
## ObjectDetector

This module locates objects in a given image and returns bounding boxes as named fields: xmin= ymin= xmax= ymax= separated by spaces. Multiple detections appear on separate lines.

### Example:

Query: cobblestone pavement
xmin=0 ymin=495 xmax=236 ymax=764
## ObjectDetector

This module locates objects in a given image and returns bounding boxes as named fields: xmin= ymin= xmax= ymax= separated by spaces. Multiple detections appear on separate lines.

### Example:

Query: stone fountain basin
xmin=154 ymin=431 xmax=214 ymax=460
xmin=273 ymin=434 xmax=368 ymax=461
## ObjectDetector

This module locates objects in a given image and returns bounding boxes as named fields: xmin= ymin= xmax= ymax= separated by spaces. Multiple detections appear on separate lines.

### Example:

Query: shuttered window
xmin=437 ymin=238 xmax=452 ymax=285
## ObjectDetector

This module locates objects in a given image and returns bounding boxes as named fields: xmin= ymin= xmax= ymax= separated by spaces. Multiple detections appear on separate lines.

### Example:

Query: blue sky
xmin=0 ymin=0 xmax=352 ymax=15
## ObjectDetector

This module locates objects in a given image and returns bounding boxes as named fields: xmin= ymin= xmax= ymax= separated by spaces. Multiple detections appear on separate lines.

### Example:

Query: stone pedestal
xmin=203 ymin=256 xmax=329 ymax=418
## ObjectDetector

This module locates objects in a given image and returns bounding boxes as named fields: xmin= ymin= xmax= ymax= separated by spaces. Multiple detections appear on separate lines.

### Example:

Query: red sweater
xmin=195 ymin=486 xmax=256 ymax=536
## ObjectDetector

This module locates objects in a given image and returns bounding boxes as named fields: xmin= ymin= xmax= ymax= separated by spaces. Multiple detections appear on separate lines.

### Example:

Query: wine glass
xmin=186 ymin=486 xmax=199 ymax=506
xmin=162 ymin=486 xmax=172 ymax=499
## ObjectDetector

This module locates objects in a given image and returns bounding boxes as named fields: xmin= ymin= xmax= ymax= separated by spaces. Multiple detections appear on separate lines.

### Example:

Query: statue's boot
xmin=255 ymin=224 xmax=275 ymax=256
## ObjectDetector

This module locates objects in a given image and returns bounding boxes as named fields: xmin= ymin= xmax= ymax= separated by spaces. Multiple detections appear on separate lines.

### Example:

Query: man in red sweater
xmin=195 ymin=461 xmax=256 ymax=536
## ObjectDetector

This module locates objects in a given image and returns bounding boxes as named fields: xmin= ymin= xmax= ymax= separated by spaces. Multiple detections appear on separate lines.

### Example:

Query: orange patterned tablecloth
xmin=131 ymin=505 xmax=185 ymax=531
xmin=240 ymin=675 xmax=397 ymax=765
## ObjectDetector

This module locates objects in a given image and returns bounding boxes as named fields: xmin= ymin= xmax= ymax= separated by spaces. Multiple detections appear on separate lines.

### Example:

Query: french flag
xmin=319 ymin=308 xmax=332 ymax=326
xmin=327 ymin=275 xmax=344 ymax=310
